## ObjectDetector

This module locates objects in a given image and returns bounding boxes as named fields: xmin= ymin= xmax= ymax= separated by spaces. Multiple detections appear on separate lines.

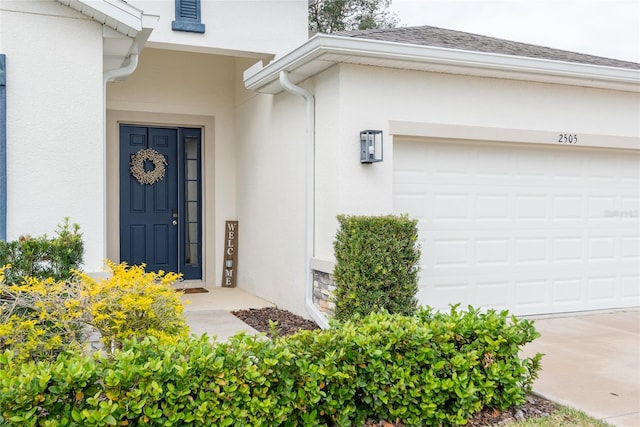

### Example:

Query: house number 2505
xmin=558 ymin=133 xmax=578 ymax=144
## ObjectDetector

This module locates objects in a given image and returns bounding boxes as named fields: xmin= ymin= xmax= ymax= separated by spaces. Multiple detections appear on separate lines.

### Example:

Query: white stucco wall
xmin=129 ymin=0 xmax=308 ymax=57
xmin=235 ymin=81 xmax=309 ymax=316
xmin=312 ymin=63 xmax=640 ymax=260
xmin=0 ymin=0 xmax=106 ymax=272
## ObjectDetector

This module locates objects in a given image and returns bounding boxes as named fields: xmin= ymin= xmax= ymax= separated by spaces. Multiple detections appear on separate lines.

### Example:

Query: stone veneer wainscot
xmin=312 ymin=269 xmax=336 ymax=317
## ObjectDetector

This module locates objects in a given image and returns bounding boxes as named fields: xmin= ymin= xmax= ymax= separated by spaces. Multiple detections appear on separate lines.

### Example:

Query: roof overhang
xmin=244 ymin=34 xmax=640 ymax=94
xmin=56 ymin=0 xmax=159 ymax=71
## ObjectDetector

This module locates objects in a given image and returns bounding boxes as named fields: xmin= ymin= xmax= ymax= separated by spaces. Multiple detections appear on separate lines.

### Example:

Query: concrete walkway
xmin=180 ymin=287 xmax=274 ymax=341
xmin=522 ymin=310 xmax=640 ymax=427
xmin=180 ymin=289 xmax=639 ymax=426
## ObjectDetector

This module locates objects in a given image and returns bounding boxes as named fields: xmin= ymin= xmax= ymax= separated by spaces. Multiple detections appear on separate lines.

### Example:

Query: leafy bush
xmin=0 ymin=306 xmax=542 ymax=426
xmin=0 ymin=218 xmax=84 ymax=285
xmin=333 ymin=214 xmax=421 ymax=321
xmin=0 ymin=262 xmax=188 ymax=363
xmin=286 ymin=306 xmax=542 ymax=426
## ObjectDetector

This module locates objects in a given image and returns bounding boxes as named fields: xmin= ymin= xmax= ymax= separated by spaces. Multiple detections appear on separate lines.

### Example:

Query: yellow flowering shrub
xmin=0 ymin=261 xmax=190 ymax=362
xmin=0 ymin=269 xmax=87 ymax=363
xmin=78 ymin=262 xmax=189 ymax=351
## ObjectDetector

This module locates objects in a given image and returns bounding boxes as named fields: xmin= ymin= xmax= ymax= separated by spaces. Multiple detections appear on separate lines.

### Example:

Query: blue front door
xmin=120 ymin=125 xmax=203 ymax=279
xmin=120 ymin=126 xmax=179 ymax=274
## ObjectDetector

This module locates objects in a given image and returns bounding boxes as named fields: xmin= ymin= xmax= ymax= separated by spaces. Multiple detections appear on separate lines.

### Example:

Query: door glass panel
xmin=187 ymin=181 xmax=198 ymax=200
xmin=187 ymin=201 xmax=198 ymax=220
xmin=184 ymin=136 xmax=200 ymax=268
xmin=187 ymin=244 xmax=198 ymax=264
xmin=185 ymin=138 xmax=198 ymax=158
xmin=188 ymin=223 xmax=198 ymax=242
xmin=186 ymin=160 xmax=198 ymax=180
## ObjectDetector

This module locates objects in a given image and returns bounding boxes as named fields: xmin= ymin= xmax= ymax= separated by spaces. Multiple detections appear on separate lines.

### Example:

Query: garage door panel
xmin=515 ymin=237 xmax=548 ymax=263
xmin=587 ymin=277 xmax=618 ymax=302
xmin=515 ymin=194 xmax=548 ymax=219
xmin=475 ymin=194 xmax=510 ymax=220
xmin=429 ymin=238 xmax=472 ymax=267
xmin=553 ymin=237 xmax=584 ymax=261
xmin=622 ymin=275 xmax=640 ymax=300
xmin=589 ymin=196 xmax=617 ymax=219
xmin=516 ymin=153 xmax=552 ymax=178
xmin=515 ymin=279 xmax=549 ymax=306
xmin=476 ymin=238 xmax=510 ymax=265
xmin=475 ymin=281 xmax=511 ymax=309
xmin=588 ymin=237 xmax=617 ymax=261
xmin=393 ymin=138 xmax=640 ymax=315
xmin=621 ymin=236 xmax=640 ymax=259
xmin=552 ymin=195 xmax=584 ymax=219
xmin=621 ymin=196 xmax=640 ymax=212
xmin=552 ymin=278 xmax=583 ymax=303
xmin=433 ymin=194 xmax=472 ymax=220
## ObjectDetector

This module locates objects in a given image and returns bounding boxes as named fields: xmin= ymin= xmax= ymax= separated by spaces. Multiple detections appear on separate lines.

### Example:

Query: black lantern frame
xmin=360 ymin=130 xmax=383 ymax=163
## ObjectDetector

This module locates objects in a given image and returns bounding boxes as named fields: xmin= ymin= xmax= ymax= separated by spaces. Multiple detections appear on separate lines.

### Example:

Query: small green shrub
xmin=0 ymin=306 xmax=542 ymax=426
xmin=333 ymin=214 xmax=421 ymax=321
xmin=0 ymin=218 xmax=83 ymax=285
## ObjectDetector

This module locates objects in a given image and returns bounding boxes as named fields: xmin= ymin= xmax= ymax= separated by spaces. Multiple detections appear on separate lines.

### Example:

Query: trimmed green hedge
xmin=0 ymin=218 xmax=83 ymax=285
xmin=333 ymin=214 xmax=420 ymax=321
xmin=0 ymin=306 xmax=542 ymax=426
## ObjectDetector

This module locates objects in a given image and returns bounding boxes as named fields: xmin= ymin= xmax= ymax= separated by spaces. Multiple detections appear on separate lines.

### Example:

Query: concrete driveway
xmin=522 ymin=310 xmax=640 ymax=427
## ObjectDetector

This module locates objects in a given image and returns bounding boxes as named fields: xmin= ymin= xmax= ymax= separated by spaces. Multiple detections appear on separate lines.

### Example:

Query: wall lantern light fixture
xmin=360 ymin=130 xmax=383 ymax=163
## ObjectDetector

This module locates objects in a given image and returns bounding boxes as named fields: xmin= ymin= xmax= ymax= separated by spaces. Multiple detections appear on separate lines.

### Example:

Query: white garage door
xmin=393 ymin=138 xmax=640 ymax=316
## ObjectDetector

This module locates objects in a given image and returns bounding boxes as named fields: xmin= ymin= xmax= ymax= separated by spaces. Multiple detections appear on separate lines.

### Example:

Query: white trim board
xmin=389 ymin=121 xmax=640 ymax=152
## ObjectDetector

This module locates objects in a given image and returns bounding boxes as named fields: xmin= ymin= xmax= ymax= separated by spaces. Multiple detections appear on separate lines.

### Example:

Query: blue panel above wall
xmin=172 ymin=0 xmax=205 ymax=33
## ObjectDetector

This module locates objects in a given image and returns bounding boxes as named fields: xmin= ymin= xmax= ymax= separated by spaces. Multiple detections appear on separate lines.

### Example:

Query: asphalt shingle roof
xmin=334 ymin=26 xmax=640 ymax=70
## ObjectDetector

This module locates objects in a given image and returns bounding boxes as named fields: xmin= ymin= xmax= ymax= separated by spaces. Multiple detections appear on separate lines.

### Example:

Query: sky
xmin=389 ymin=0 xmax=640 ymax=63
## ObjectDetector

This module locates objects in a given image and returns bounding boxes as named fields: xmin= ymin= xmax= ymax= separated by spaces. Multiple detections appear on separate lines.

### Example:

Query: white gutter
xmin=278 ymin=71 xmax=329 ymax=329
xmin=245 ymin=34 xmax=640 ymax=94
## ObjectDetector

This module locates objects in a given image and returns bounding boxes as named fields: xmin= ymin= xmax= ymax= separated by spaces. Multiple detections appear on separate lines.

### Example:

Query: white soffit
xmin=244 ymin=35 xmax=640 ymax=94
xmin=56 ymin=0 xmax=144 ymax=36
xmin=56 ymin=0 xmax=158 ymax=71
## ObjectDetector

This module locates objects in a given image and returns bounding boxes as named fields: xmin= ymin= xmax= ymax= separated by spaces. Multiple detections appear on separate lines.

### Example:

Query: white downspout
xmin=100 ymin=54 xmax=139 ymax=271
xmin=104 ymin=53 xmax=139 ymax=84
xmin=279 ymin=71 xmax=329 ymax=329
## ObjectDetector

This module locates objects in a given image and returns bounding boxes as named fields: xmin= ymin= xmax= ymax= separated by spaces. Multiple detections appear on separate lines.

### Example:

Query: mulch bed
xmin=231 ymin=307 xmax=556 ymax=426
xmin=232 ymin=307 xmax=320 ymax=338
